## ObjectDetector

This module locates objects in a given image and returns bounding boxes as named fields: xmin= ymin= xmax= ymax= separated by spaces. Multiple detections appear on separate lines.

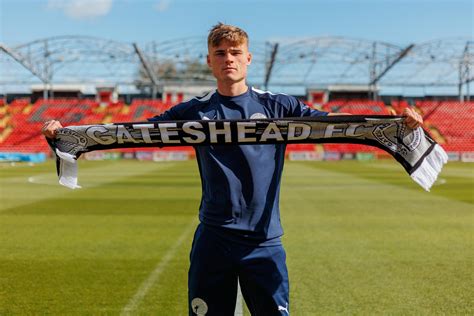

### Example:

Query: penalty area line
xmin=120 ymin=221 xmax=196 ymax=315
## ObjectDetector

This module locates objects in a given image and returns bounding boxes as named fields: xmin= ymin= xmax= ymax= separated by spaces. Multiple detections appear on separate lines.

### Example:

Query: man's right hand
xmin=41 ymin=120 xmax=63 ymax=139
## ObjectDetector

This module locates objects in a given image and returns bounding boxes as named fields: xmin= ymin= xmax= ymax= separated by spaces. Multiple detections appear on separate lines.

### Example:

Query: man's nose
xmin=224 ymin=53 xmax=234 ymax=62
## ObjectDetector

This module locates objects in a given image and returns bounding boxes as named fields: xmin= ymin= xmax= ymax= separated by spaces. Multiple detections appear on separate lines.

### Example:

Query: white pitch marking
xmin=27 ymin=175 xmax=58 ymax=185
xmin=234 ymin=279 xmax=243 ymax=316
xmin=120 ymin=221 xmax=196 ymax=315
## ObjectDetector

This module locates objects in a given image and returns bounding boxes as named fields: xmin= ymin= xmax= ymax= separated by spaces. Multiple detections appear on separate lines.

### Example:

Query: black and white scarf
xmin=47 ymin=115 xmax=447 ymax=191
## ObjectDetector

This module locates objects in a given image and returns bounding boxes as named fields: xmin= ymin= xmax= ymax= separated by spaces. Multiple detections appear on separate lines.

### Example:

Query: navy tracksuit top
xmin=149 ymin=87 xmax=327 ymax=245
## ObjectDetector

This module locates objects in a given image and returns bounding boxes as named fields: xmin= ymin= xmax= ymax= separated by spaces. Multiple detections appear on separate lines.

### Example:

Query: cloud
xmin=48 ymin=0 xmax=113 ymax=19
xmin=154 ymin=0 xmax=171 ymax=12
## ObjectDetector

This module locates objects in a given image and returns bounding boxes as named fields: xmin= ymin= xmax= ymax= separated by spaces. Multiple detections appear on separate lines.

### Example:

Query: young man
xmin=42 ymin=23 xmax=422 ymax=315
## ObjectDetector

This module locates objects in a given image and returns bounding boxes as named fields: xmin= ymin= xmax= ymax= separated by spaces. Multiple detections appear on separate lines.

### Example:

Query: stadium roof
xmin=1 ymin=36 xmax=472 ymax=96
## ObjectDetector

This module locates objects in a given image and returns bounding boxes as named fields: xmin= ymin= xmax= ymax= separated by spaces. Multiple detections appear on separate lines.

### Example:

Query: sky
xmin=0 ymin=0 xmax=472 ymax=95
xmin=1 ymin=0 xmax=472 ymax=46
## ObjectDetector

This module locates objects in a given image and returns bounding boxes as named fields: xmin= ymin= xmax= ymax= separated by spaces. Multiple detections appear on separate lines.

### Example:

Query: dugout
xmin=162 ymin=82 xmax=216 ymax=103
xmin=307 ymin=85 xmax=381 ymax=104
xmin=30 ymin=84 xmax=86 ymax=103
xmin=96 ymin=86 xmax=119 ymax=105
xmin=327 ymin=85 xmax=377 ymax=101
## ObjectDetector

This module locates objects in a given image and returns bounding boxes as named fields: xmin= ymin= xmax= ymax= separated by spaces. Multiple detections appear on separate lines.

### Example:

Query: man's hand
xmin=390 ymin=108 xmax=423 ymax=129
xmin=41 ymin=120 xmax=63 ymax=139
xmin=403 ymin=108 xmax=423 ymax=129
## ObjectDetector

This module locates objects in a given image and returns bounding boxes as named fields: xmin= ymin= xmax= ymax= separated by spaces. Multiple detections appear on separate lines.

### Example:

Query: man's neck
xmin=217 ymin=81 xmax=248 ymax=97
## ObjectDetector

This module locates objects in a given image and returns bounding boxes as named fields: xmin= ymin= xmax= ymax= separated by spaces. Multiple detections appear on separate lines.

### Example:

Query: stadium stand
xmin=389 ymin=99 xmax=410 ymax=113
xmin=417 ymin=100 xmax=474 ymax=152
xmin=323 ymin=99 xmax=390 ymax=115
xmin=0 ymin=98 xmax=472 ymax=156
xmin=321 ymin=99 xmax=391 ymax=154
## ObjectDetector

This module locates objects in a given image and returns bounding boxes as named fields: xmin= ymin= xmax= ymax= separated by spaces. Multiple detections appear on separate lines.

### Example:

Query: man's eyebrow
xmin=213 ymin=48 xmax=243 ymax=53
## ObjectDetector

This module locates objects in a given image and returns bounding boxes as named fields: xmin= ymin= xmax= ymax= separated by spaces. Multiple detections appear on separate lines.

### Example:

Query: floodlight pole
xmin=133 ymin=43 xmax=160 ymax=99
xmin=459 ymin=41 xmax=472 ymax=102
xmin=264 ymin=43 xmax=279 ymax=91
xmin=369 ymin=44 xmax=415 ymax=101
xmin=43 ymin=41 xmax=51 ymax=100
xmin=369 ymin=42 xmax=378 ymax=101
xmin=468 ymin=78 xmax=472 ymax=102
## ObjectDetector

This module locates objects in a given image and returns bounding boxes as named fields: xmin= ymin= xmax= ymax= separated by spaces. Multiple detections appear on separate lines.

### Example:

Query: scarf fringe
xmin=55 ymin=149 xmax=81 ymax=189
xmin=410 ymin=144 xmax=448 ymax=191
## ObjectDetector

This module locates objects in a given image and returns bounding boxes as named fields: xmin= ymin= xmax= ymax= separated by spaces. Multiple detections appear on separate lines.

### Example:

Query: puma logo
xmin=278 ymin=302 xmax=289 ymax=314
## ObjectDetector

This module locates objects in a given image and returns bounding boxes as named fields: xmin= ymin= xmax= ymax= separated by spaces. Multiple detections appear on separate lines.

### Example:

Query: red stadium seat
xmin=1 ymin=97 xmax=472 ymax=154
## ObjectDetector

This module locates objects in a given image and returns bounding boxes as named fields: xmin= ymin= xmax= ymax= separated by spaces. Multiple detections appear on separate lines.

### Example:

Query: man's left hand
xmin=402 ymin=108 xmax=423 ymax=129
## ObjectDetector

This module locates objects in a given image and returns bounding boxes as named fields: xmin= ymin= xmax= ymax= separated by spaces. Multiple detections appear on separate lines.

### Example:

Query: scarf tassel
xmin=410 ymin=144 xmax=448 ymax=191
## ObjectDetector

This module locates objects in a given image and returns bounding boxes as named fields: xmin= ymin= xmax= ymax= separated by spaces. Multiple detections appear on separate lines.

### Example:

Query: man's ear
xmin=247 ymin=52 xmax=252 ymax=65
xmin=207 ymin=54 xmax=211 ymax=68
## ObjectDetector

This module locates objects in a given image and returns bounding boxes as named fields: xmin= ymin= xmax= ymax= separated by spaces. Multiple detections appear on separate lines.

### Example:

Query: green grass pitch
xmin=0 ymin=158 xmax=472 ymax=315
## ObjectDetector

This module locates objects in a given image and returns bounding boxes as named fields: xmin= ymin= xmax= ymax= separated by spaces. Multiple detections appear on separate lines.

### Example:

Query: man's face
xmin=207 ymin=40 xmax=252 ymax=84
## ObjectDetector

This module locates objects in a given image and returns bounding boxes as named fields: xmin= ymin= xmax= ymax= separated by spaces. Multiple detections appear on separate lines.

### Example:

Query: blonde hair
xmin=207 ymin=23 xmax=249 ymax=48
